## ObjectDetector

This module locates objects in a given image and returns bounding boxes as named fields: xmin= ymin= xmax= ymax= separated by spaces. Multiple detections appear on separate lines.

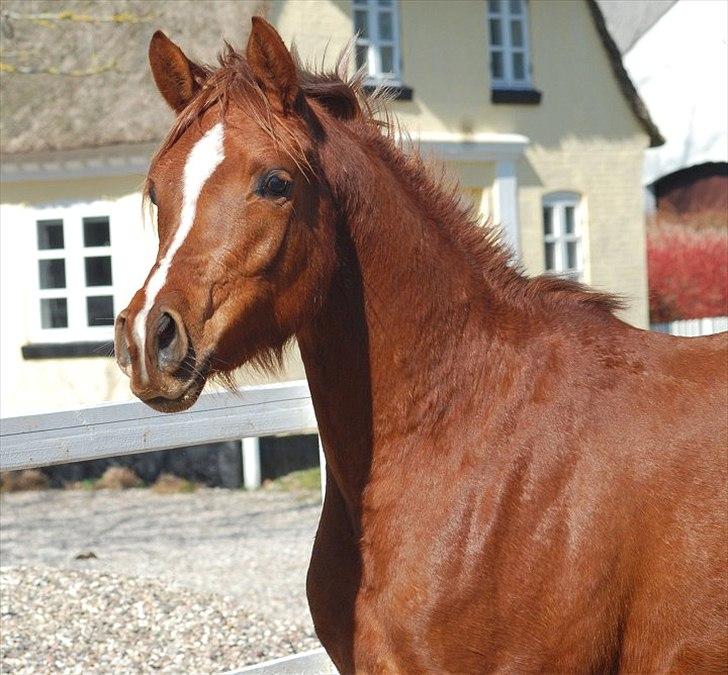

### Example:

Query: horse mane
xmin=149 ymin=41 xmax=623 ymax=319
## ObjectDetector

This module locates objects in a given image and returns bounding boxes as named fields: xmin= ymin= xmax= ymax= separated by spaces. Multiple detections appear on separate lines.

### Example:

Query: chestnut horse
xmin=115 ymin=18 xmax=727 ymax=673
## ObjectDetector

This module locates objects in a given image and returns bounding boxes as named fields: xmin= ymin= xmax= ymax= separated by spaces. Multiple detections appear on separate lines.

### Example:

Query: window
xmin=487 ymin=0 xmax=532 ymax=90
xmin=353 ymin=0 xmax=402 ymax=83
xmin=33 ymin=203 xmax=118 ymax=343
xmin=543 ymin=193 xmax=584 ymax=280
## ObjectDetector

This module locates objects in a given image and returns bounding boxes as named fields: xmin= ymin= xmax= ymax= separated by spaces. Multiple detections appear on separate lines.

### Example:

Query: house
xmin=599 ymin=0 xmax=727 ymax=327
xmin=0 ymin=0 xmax=661 ymax=417
xmin=599 ymin=0 xmax=728 ymax=225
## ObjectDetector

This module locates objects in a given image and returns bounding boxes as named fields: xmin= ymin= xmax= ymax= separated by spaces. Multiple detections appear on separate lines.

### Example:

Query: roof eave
xmin=0 ymin=142 xmax=157 ymax=183
xmin=586 ymin=0 xmax=665 ymax=148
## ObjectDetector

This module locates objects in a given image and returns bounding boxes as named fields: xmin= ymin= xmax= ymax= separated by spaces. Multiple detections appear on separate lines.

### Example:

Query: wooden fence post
xmin=318 ymin=435 xmax=326 ymax=501
xmin=242 ymin=437 xmax=262 ymax=490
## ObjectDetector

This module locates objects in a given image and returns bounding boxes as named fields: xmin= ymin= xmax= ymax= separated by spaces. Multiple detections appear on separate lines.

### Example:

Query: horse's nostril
xmin=157 ymin=312 xmax=177 ymax=353
xmin=155 ymin=309 xmax=188 ymax=374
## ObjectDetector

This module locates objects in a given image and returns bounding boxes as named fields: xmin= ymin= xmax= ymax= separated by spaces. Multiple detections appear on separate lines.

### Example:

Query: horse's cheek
xmin=238 ymin=212 xmax=289 ymax=277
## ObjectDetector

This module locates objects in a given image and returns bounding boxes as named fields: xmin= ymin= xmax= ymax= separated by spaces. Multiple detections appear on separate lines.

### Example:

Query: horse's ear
xmin=246 ymin=17 xmax=299 ymax=112
xmin=149 ymin=31 xmax=206 ymax=113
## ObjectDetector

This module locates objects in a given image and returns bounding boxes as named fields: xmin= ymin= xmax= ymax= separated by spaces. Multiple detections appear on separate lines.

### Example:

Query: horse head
xmin=115 ymin=18 xmax=350 ymax=411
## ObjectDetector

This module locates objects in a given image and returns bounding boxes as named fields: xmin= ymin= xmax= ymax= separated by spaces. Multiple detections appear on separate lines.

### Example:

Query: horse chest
xmin=330 ymin=459 xmax=618 ymax=671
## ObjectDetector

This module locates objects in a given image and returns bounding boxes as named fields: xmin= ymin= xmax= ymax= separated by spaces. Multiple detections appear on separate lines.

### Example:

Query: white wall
xmin=0 ymin=176 xmax=156 ymax=416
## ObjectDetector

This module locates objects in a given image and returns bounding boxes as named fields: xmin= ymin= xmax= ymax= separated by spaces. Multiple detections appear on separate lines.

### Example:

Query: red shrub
xmin=647 ymin=223 xmax=728 ymax=322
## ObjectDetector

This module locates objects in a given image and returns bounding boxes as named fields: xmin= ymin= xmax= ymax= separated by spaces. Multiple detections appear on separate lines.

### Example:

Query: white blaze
xmin=134 ymin=122 xmax=225 ymax=382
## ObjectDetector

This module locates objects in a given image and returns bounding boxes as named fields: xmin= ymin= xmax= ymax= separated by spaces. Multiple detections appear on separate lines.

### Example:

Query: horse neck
xmin=297 ymin=123 xmax=521 ymax=517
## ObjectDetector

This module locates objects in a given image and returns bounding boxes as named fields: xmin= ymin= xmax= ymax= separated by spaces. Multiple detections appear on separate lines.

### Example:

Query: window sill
xmin=22 ymin=341 xmax=114 ymax=360
xmin=491 ymin=88 xmax=542 ymax=105
xmin=362 ymin=83 xmax=414 ymax=102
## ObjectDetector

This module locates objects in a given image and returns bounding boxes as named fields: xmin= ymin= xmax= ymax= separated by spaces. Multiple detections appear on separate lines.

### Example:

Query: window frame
xmin=30 ymin=201 xmax=122 ymax=344
xmin=487 ymin=0 xmax=533 ymax=91
xmin=542 ymin=192 xmax=584 ymax=281
xmin=353 ymin=0 xmax=403 ymax=85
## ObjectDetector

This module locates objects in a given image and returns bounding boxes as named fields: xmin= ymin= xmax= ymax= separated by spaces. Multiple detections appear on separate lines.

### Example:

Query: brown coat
xmin=116 ymin=18 xmax=728 ymax=673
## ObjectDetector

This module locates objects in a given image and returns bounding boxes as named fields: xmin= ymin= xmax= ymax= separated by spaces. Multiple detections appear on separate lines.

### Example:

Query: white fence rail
xmin=651 ymin=316 xmax=728 ymax=337
xmin=0 ymin=380 xmax=317 ymax=474
xmin=0 ymin=380 xmax=336 ymax=673
xmin=229 ymin=648 xmax=335 ymax=674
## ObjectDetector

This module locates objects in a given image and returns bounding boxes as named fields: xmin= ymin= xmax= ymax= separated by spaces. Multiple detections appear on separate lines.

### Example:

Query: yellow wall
xmin=270 ymin=0 xmax=353 ymax=67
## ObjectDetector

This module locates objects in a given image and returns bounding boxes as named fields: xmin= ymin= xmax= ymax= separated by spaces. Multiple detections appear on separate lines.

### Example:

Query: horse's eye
xmin=148 ymin=183 xmax=158 ymax=206
xmin=261 ymin=173 xmax=292 ymax=199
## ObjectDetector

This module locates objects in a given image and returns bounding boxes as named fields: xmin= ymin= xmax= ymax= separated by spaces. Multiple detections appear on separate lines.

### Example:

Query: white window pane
xmin=39 ymin=259 xmax=66 ymax=289
xmin=565 ymin=206 xmax=576 ymax=234
xmin=354 ymin=10 xmax=368 ymax=38
xmin=380 ymin=45 xmax=394 ymax=74
xmin=489 ymin=18 xmax=502 ymax=46
xmin=512 ymin=52 xmax=525 ymax=80
xmin=491 ymin=51 xmax=503 ymax=80
xmin=355 ymin=44 xmax=368 ymax=70
xmin=83 ymin=216 xmax=111 ymax=247
xmin=511 ymin=19 xmax=523 ymax=47
xmin=87 ymin=295 xmax=114 ymax=327
xmin=85 ymin=256 xmax=113 ymax=287
xmin=41 ymin=298 xmax=68 ymax=329
xmin=37 ymin=219 xmax=64 ymax=250
xmin=378 ymin=11 xmax=393 ymax=40
xmin=566 ymin=242 xmax=578 ymax=270
xmin=543 ymin=206 xmax=553 ymax=235
xmin=545 ymin=242 xmax=556 ymax=271
xmin=510 ymin=0 xmax=523 ymax=15
xmin=488 ymin=0 xmax=501 ymax=14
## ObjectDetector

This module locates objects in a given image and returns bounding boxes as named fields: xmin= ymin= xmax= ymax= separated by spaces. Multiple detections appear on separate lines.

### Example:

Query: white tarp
xmin=624 ymin=0 xmax=728 ymax=186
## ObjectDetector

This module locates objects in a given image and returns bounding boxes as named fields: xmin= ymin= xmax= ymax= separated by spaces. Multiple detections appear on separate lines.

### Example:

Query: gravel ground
xmin=0 ymin=488 xmax=324 ymax=673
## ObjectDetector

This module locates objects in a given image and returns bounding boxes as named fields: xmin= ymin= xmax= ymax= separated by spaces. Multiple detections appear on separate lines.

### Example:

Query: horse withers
xmin=114 ymin=18 xmax=728 ymax=673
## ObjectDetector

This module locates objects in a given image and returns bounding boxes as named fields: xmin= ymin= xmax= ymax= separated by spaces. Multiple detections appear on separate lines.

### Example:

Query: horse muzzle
xmin=114 ymin=306 xmax=206 ymax=412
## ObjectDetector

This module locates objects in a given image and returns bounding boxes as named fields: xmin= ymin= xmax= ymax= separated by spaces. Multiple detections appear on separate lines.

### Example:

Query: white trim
xmin=487 ymin=0 xmax=533 ymax=90
xmin=0 ymin=142 xmax=156 ymax=182
xmin=542 ymin=191 xmax=584 ymax=280
xmin=29 ymin=201 xmax=123 ymax=343
xmin=408 ymin=133 xmax=528 ymax=257
xmin=409 ymin=132 xmax=530 ymax=162
xmin=1 ymin=134 xmax=530 ymax=184
xmin=353 ymin=0 xmax=403 ymax=85
xmin=493 ymin=160 xmax=520 ymax=256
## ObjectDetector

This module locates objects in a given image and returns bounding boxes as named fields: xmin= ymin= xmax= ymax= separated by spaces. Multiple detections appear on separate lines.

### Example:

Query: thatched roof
xmin=0 ymin=0 xmax=662 ymax=155
xmin=595 ymin=0 xmax=676 ymax=54
xmin=0 ymin=0 xmax=260 ymax=155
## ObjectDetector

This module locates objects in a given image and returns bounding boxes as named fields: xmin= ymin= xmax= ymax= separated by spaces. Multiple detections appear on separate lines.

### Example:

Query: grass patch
xmin=151 ymin=473 xmax=198 ymax=494
xmin=266 ymin=467 xmax=321 ymax=493
xmin=63 ymin=478 xmax=101 ymax=491
xmin=95 ymin=466 xmax=143 ymax=490
xmin=0 ymin=469 xmax=49 ymax=493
